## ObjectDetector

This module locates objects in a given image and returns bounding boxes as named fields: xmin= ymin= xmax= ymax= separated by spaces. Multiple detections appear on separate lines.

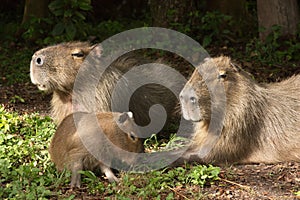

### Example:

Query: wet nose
xmin=179 ymin=86 xmax=198 ymax=105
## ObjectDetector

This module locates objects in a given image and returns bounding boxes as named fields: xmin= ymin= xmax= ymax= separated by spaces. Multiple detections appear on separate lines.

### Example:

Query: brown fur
xmin=49 ymin=111 xmax=144 ymax=187
xmin=179 ymin=56 xmax=300 ymax=164
xmin=30 ymin=42 xmax=183 ymax=137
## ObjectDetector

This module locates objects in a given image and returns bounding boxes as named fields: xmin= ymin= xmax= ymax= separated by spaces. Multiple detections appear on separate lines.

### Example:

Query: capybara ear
xmin=89 ymin=43 xmax=103 ymax=57
xmin=126 ymin=111 xmax=133 ymax=119
xmin=117 ymin=112 xmax=130 ymax=124
xmin=203 ymin=57 xmax=211 ymax=62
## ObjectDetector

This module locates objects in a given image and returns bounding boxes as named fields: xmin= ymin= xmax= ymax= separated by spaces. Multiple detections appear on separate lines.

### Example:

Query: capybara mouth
xmin=189 ymin=116 xmax=203 ymax=122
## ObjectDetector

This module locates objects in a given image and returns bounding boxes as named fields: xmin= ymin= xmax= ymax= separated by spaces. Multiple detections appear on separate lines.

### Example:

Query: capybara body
xmin=179 ymin=56 xmax=300 ymax=164
xmin=49 ymin=111 xmax=144 ymax=187
xmin=30 ymin=42 xmax=183 ymax=137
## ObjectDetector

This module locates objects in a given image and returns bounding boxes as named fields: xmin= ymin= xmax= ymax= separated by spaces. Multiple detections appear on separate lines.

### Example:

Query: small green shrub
xmin=113 ymin=164 xmax=220 ymax=198
xmin=186 ymin=164 xmax=220 ymax=186
xmin=48 ymin=0 xmax=92 ymax=40
xmin=246 ymin=25 xmax=300 ymax=65
xmin=0 ymin=105 xmax=60 ymax=199
xmin=0 ymin=105 xmax=220 ymax=198
xmin=200 ymin=11 xmax=233 ymax=47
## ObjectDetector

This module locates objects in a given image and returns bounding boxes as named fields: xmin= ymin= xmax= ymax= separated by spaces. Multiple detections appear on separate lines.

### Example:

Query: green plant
xmin=9 ymin=95 xmax=25 ymax=104
xmin=186 ymin=164 xmax=220 ymax=186
xmin=246 ymin=25 xmax=300 ymax=65
xmin=111 ymin=164 xmax=220 ymax=198
xmin=49 ymin=0 xmax=92 ymax=40
xmin=21 ymin=17 xmax=53 ymax=42
xmin=164 ymin=134 xmax=189 ymax=150
xmin=144 ymin=134 xmax=161 ymax=151
xmin=167 ymin=11 xmax=235 ymax=47
xmin=200 ymin=11 xmax=233 ymax=47
xmin=0 ymin=105 xmax=60 ymax=199
xmin=80 ymin=170 xmax=106 ymax=195
xmin=0 ymin=105 xmax=222 ymax=198
xmin=167 ymin=9 xmax=191 ymax=35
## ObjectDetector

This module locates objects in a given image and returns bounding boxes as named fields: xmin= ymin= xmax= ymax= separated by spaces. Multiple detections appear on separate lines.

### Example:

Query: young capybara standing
xmin=30 ymin=42 xmax=184 ymax=137
xmin=179 ymin=56 xmax=300 ymax=164
xmin=49 ymin=111 xmax=144 ymax=188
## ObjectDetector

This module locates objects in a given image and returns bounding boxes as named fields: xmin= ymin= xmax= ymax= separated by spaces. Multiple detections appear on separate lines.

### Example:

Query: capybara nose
xmin=180 ymin=86 xmax=198 ymax=105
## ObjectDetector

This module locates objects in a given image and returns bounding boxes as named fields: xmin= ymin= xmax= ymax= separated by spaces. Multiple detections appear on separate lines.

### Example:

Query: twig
xmin=219 ymin=178 xmax=251 ymax=191
xmin=167 ymin=186 xmax=189 ymax=200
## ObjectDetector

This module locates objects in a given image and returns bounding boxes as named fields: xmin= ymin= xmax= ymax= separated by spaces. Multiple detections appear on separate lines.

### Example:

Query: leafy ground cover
xmin=0 ymin=42 xmax=299 ymax=199
xmin=0 ymin=8 xmax=300 ymax=198
xmin=1 ymin=99 xmax=298 ymax=199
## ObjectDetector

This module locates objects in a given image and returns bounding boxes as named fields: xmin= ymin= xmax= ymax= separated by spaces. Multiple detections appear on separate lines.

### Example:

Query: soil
xmin=0 ymin=56 xmax=299 ymax=200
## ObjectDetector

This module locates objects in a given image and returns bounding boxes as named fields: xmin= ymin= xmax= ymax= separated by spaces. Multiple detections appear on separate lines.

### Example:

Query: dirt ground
xmin=1 ymin=80 xmax=299 ymax=200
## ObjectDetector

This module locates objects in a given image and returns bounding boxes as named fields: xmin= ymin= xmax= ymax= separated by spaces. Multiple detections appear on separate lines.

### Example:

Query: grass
xmin=0 ymin=105 xmax=220 ymax=199
xmin=0 ymin=105 xmax=57 ymax=199
xmin=0 ymin=9 xmax=299 ymax=198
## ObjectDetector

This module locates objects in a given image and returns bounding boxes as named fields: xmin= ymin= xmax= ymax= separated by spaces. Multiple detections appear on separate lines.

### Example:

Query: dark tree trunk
xmin=149 ymin=0 xmax=196 ymax=27
xmin=257 ymin=0 xmax=300 ymax=41
xmin=22 ymin=0 xmax=50 ymax=25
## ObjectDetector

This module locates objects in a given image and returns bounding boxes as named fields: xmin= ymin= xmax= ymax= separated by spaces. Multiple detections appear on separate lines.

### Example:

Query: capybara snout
xmin=179 ymin=86 xmax=201 ymax=122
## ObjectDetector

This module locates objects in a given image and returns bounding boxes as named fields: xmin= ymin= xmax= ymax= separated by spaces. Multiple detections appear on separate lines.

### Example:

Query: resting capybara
xmin=179 ymin=56 xmax=300 ymax=164
xmin=49 ymin=111 xmax=144 ymax=187
xmin=30 ymin=42 xmax=184 ymax=137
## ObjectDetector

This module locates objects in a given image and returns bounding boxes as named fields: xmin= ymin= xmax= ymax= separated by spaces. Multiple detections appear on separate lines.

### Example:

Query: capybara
xmin=179 ymin=56 xmax=300 ymax=164
xmin=49 ymin=111 xmax=144 ymax=188
xmin=30 ymin=42 xmax=184 ymax=137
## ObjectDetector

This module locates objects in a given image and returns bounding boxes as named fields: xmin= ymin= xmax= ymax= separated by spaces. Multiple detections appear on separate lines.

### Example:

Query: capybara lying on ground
xmin=179 ymin=56 xmax=300 ymax=164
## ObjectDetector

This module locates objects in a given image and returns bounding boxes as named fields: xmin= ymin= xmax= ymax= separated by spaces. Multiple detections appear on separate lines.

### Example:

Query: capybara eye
xmin=190 ymin=97 xmax=197 ymax=104
xmin=71 ymin=52 xmax=84 ymax=57
xmin=129 ymin=132 xmax=137 ymax=141
xmin=218 ymin=73 xmax=227 ymax=79
xmin=35 ymin=57 xmax=43 ymax=66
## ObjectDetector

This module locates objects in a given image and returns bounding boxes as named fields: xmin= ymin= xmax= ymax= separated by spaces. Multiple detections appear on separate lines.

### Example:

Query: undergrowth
xmin=0 ymin=105 xmax=220 ymax=199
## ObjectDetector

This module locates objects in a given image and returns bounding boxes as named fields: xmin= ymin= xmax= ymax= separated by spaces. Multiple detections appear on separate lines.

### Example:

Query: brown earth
xmin=0 ymin=56 xmax=299 ymax=199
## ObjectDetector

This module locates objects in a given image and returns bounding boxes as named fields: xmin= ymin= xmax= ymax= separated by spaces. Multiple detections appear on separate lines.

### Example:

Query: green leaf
xmin=65 ymin=22 xmax=76 ymax=39
xmin=78 ymin=1 xmax=92 ymax=11
xmin=51 ymin=9 xmax=64 ymax=17
xmin=64 ymin=10 xmax=73 ymax=18
xmin=52 ymin=22 xmax=65 ymax=36
xmin=48 ymin=0 xmax=64 ymax=11
xmin=75 ymin=11 xmax=86 ymax=20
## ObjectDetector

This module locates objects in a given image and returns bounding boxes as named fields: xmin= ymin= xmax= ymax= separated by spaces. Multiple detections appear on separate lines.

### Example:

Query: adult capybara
xmin=30 ymin=42 xmax=184 ymax=137
xmin=179 ymin=56 xmax=300 ymax=164
xmin=49 ymin=111 xmax=144 ymax=188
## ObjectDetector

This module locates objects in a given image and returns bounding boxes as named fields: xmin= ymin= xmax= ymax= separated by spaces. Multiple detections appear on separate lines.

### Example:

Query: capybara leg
xmin=70 ymin=160 xmax=83 ymax=188
xmin=100 ymin=164 xmax=119 ymax=182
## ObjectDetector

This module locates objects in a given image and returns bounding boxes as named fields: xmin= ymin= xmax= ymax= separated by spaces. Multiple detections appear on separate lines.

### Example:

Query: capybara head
xmin=112 ymin=111 xmax=144 ymax=148
xmin=179 ymin=56 xmax=247 ymax=122
xmin=30 ymin=42 xmax=102 ymax=93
